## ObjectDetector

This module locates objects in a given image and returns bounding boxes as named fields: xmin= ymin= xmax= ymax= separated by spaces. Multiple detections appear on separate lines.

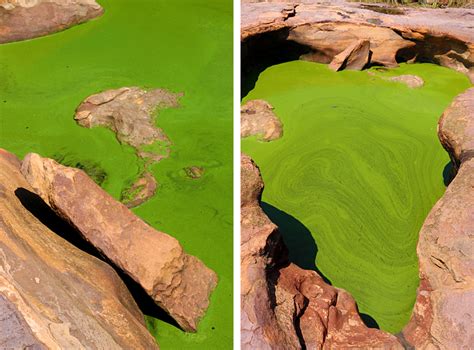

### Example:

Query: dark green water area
xmin=242 ymin=61 xmax=471 ymax=333
xmin=0 ymin=0 xmax=232 ymax=348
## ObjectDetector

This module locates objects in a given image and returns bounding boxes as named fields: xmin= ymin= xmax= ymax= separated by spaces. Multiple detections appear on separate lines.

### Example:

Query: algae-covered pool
xmin=242 ymin=61 xmax=471 ymax=333
xmin=0 ymin=0 xmax=232 ymax=348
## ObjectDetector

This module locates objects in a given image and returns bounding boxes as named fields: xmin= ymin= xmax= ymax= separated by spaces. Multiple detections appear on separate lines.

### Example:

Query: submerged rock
xmin=403 ymin=88 xmax=474 ymax=349
xmin=184 ymin=166 xmax=205 ymax=179
xmin=241 ymin=99 xmax=283 ymax=142
xmin=0 ymin=148 xmax=158 ymax=349
xmin=75 ymin=86 xmax=183 ymax=206
xmin=328 ymin=39 xmax=370 ymax=71
xmin=241 ymin=154 xmax=402 ymax=349
xmin=388 ymin=74 xmax=424 ymax=88
xmin=0 ymin=0 xmax=103 ymax=43
xmin=21 ymin=153 xmax=218 ymax=332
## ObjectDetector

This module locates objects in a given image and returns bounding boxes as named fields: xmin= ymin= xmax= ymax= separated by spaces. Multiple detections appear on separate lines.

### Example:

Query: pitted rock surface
xmin=241 ymin=99 xmax=283 ymax=142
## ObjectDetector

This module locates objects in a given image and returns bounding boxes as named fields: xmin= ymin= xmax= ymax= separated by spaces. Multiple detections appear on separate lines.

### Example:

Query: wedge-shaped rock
xmin=21 ymin=153 xmax=218 ymax=332
xmin=241 ymin=154 xmax=402 ymax=349
xmin=0 ymin=0 xmax=104 ymax=43
xmin=329 ymin=39 xmax=370 ymax=71
xmin=0 ymin=149 xmax=158 ymax=349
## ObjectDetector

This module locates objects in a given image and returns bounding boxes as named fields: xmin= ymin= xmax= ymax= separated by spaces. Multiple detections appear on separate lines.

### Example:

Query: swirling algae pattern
xmin=242 ymin=60 xmax=471 ymax=333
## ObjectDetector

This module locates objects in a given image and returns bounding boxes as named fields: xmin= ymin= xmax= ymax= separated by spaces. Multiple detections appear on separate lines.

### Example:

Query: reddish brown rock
xmin=0 ymin=0 xmax=103 ymax=43
xmin=241 ymin=1 xmax=474 ymax=82
xmin=121 ymin=171 xmax=157 ymax=208
xmin=0 ymin=149 xmax=158 ymax=349
xmin=328 ymin=39 xmax=370 ymax=71
xmin=241 ymin=99 xmax=283 ymax=142
xmin=20 ymin=153 xmax=217 ymax=333
xmin=241 ymin=154 xmax=402 ymax=350
xmin=403 ymin=88 xmax=474 ymax=349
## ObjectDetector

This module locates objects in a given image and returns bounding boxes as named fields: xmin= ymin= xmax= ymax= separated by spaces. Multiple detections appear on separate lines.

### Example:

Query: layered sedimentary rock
xmin=0 ymin=149 xmax=158 ymax=349
xmin=402 ymin=88 xmax=474 ymax=349
xmin=241 ymin=154 xmax=402 ymax=349
xmin=328 ymin=39 xmax=370 ymax=71
xmin=241 ymin=1 xmax=474 ymax=81
xmin=241 ymin=99 xmax=283 ymax=141
xmin=21 ymin=153 xmax=218 ymax=332
xmin=0 ymin=0 xmax=103 ymax=43
xmin=75 ymin=86 xmax=183 ymax=207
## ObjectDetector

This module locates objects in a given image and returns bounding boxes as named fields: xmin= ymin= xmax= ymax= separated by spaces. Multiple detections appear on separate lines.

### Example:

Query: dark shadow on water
xmin=15 ymin=187 xmax=181 ymax=331
xmin=360 ymin=313 xmax=380 ymax=329
xmin=443 ymin=161 xmax=455 ymax=186
xmin=261 ymin=201 xmax=331 ymax=285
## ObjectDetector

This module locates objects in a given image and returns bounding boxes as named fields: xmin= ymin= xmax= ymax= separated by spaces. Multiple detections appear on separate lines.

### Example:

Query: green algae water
xmin=242 ymin=61 xmax=471 ymax=333
xmin=0 ymin=0 xmax=232 ymax=348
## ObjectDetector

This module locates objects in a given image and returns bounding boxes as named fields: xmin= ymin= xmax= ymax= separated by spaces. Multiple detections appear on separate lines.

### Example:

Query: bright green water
xmin=242 ymin=61 xmax=470 ymax=333
xmin=0 ymin=0 xmax=232 ymax=348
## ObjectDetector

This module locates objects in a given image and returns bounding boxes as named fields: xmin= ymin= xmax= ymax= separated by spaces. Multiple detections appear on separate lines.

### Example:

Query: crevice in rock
xmin=14 ymin=187 xmax=181 ymax=331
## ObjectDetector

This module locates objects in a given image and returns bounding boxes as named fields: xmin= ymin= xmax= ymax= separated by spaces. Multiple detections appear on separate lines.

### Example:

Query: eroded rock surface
xmin=241 ymin=99 xmax=283 ymax=142
xmin=0 ymin=0 xmax=103 ymax=43
xmin=21 ymin=153 xmax=218 ymax=333
xmin=241 ymin=154 xmax=402 ymax=349
xmin=75 ymin=86 xmax=183 ymax=207
xmin=328 ymin=39 xmax=370 ymax=71
xmin=388 ymin=74 xmax=424 ymax=88
xmin=241 ymin=1 xmax=474 ymax=81
xmin=402 ymin=88 xmax=474 ymax=349
xmin=0 ymin=149 xmax=158 ymax=349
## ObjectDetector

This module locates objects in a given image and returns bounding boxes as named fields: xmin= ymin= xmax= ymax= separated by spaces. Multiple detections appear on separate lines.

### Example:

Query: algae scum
xmin=0 ymin=0 xmax=232 ymax=348
xmin=242 ymin=61 xmax=471 ymax=333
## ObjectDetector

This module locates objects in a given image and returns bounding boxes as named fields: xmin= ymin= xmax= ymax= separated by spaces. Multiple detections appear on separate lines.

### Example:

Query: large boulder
xmin=241 ymin=99 xmax=283 ymax=142
xmin=0 ymin=149 xmax=158 ymax=349
xmin=20 ymin=153 xmax=218 ymax=333
xmin=328 ymin=39 xmax=371 ymax=71
xmin=241 ymin=154 xmax=402 ymax=350
xmin=0 ymin=0 xmax=104 ymax=43
xmin=403 ymin=88 xmax=474 ymax=349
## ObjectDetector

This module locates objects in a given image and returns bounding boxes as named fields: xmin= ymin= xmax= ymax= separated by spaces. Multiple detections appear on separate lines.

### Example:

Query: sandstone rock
xmin=0 ymin=148 xmax=158 ymax=349
xmin=241 ymin=1 xmax=474 ymax=81
xmin=21 ymin=153 xmax=218 ymax=332
xmin=241 ymin=153 xmax=403 ymax=350
xmin=403 ymin=88 xmax=474 ymax=349
xmin=241 ymin=99 xmax=283 ymax=141
xmin=121 ymin=171 xmax=157 ymax=208
xmin=388 ymin=74 xmax=424 ymax=88
xmin=184 ymin=166 xmax=204 ymax=179
xmin=328 ymin=39 xmax=370 ymax=71
xmin=0 ymin=0 xmax=103 ymax=43
xmin=75 ymin=87 xmax=182 ymax=162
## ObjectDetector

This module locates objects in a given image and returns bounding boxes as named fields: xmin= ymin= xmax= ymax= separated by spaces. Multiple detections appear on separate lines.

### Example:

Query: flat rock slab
xmin=0 ymin=148 xmax=158 ymax=349
xmin=0 ymin=0 xmax=103 ymax=43
xmin=388 ymin=74 xmax=424 ymax=88
xmin=240 ymin=153 xmax=402 ymax=349
xmin=21 ymin=153 xmax=218 ymax=332
xmin=241 ymin=99 xmax=283 ymax=141
xmin=241 ymin=1 xmax=474 ymax=81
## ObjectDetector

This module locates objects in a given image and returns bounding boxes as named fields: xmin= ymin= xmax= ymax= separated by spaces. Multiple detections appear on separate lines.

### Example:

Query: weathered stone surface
xmin=0 ymin=148 xmax=158 ymax=349
xmin=21 ymin=153 xmax=218 ymax=332
xmin=241 ymin=153 xmax=402 ymax=350
xmin=328 ymin=39 xmax=370 ymax=71
xmin=388 ymin=74 xmax=424 ymax=88
xmin=241 ymin=99 xmax=283 ymax=142
xmin=75 ymin=87 xmax=183 ymax=207
xmin=75 ymin=87 xmax=182 ymax=162
xmin=241 ymin=1 xmax=474 ymax=82
xmin=0 ymin=0 xmax=103 ymax=43
xmin=184 ymin=166 xmax=205 ymax=179
xmin=121 ymin=171 xmax=157 ymax=208
xmin=403 ymin=88 xmax=474 ymax=349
